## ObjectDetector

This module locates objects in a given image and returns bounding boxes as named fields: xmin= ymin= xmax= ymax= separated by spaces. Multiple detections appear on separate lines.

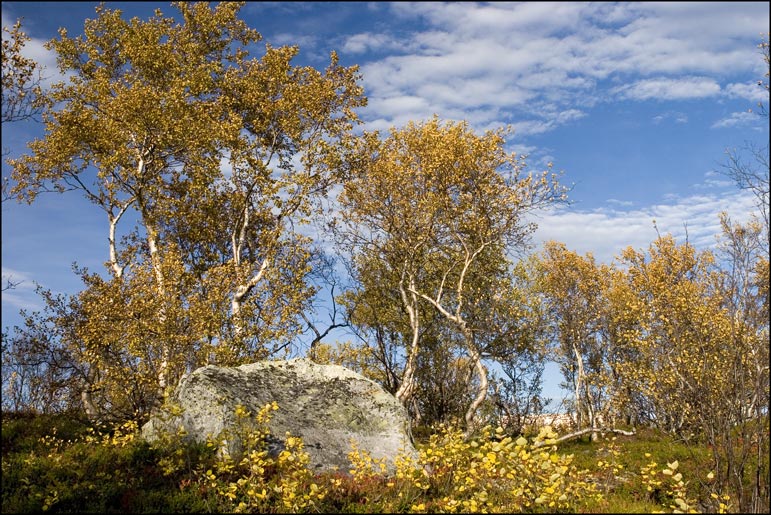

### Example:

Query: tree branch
xmin=533 ymin=427 xmax=636 ymax=448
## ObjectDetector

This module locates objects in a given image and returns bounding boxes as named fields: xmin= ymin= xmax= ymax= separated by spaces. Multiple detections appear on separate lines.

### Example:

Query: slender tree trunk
xmin=137 ymin=183 xmax=170 ymax=396
xmin=532 ymin=427 xmax=635 ymax=448
xmin=144 ymin=221 xmax=171 ymax=393
xmin=407 ymin=256 xmax=491 ymax=436
xmin=231 ymin=257 xmax=270 ymax=340
xmin=131 ymin=148 xmax=173 ymax=397
xmin=81 ymin=204 xmax=132 ymax=418
xmin=107 ymin=201 xmax=132 ymax=279
xmin=463 ymin=328 xmax=488 ymax=437
xmin=571 ymin=341 xmax=596 ymax=439
xmin=230 ymin=196 xmax=276 ymax=343
xmin=81 ymin=366 xmax=99 ymax=420
xmin=396 ymin=274 xmax=420 ymax=406
xmin=586 ymin=388 xmax=598 ymax=442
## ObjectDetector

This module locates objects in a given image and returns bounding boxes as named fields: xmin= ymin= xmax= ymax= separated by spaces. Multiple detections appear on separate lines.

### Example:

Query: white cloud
xmin=613 ymin=77 xmax=721 ymax=101
xmin=507 ymin=109 xmax=586 ymax=137
xmin=531 ymin=189 xmax=758 ymax=264
xmin=711 ymin=110 xmax=762 ymax=129
xmin=365 ymin=95 xmax=432 ymax=122
xmin=392 ymin=2 xmax=590 ymax=38
xmin=652 ymin=111 xmax=688 ymax=124
xmin=351 ymin=2 xmax=767 ymax=133
xmin=699 ymin=170 xmax=735 ymax=190
xmin=606 ymin=199 xmax=635 ymax=207
xmin=555 ymin=109 xmax=586 ymax=124
xmin=724 ymin=81 xmax=769 ymax=103
xmin=618 ymin=3 xmax=763 ymax=44
xmin=342 ymin=32 xmax=403 ymax=55
xmin=1 ymin=290 xmax=42 ymax=315
xmin=270 ymin=32 xmax=318 ymax=50
xmin=0 ymin=267 xmax=42 ymax=312
xmin=1 ymin=267 xmax=34 ymax=288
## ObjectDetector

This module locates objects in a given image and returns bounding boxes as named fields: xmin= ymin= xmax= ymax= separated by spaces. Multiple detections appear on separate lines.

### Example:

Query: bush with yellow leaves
xmin=639 ymin=455 xmax=728 ymax=514
xmin=198 ymin=402 xmax=328 ymax=513
xmin=346 ymin=423 xmax=600 ymax=513
xmin=197 ymin=404 xmax=600 ymax=513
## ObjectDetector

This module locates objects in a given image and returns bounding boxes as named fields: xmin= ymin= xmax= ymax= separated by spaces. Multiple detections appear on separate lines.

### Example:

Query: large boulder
xmin=141 ymin=358 xmax=417 ymax=474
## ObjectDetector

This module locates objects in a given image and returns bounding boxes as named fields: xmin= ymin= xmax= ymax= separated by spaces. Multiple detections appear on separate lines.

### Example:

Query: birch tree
xmin=711 ymin=214 xmax=770 ymax=512
xmin=610 ymin=236 xmax=732 ymax=432
xmin=339 ymin=117 xmax=565 ymax=433
xmin=10 ymin=2 xmax=257 ymax=405
xmin=6 ymin=2 xmax=364 ymax=418
xmin=211 ymin=43 xmax=364 ymax=359
xmin=534 ymin=241 xmax=613 ymax=440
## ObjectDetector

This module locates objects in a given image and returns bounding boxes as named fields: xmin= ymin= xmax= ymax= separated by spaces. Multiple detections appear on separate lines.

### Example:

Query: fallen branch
xmin=533 ymin=427 xmax=636 ymax=448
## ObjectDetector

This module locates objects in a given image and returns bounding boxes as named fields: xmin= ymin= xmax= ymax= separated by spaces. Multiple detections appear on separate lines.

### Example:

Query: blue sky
xmin=2 ymin=2 xmax=769 ymax=407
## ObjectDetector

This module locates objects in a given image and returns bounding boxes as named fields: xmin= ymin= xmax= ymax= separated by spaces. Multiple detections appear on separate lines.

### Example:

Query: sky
xmin=2 ymin=1 xmax=769 ymax=409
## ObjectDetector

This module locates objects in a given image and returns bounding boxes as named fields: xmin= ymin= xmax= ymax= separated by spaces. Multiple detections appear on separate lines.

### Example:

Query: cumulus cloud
xmin=343 ymin=32 xmax=404 ymax=54
xmin=531 ymin=189 xmax=757 ymax=264
xmin=724 ymin=81 xmax=769 ymax=103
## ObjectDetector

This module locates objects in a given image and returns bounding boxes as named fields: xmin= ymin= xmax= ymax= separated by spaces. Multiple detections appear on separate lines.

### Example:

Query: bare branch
xmin=532 ymin=427 xmax=636 ymax=448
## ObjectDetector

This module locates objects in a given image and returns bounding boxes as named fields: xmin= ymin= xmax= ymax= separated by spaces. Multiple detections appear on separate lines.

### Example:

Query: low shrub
xmin=1 ymin=407 xmax=747 ymax=513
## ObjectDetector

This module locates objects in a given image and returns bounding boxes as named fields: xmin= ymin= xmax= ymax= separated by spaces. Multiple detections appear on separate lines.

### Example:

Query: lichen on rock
xmin=141 ymin=358 xmax=417 ymax=473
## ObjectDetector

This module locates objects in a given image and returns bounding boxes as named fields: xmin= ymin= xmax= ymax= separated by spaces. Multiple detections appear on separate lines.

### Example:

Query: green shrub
xmin=0 ymin=409 xmax=755 ymax=513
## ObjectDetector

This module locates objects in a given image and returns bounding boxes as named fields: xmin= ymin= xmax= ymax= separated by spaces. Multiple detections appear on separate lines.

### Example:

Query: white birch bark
xmin=81 ymin=367 xmax=99 ymax=420
xmin=408 ymin=240 xmax=492 ymax=435
xmin=231 ymin=256 xmax=270 ymax=338
xmin=463 ymin=329 xmax=488 ymax=434
xmin=80 ymin=201 xmax=132 ymax=418
xmin=107 ymin=201 xmax=132 ymax=279
xmin=144 ymin=221 xmax=170 ymax=392
xmin=133 ymin=152 xmax=171 ymax=395
xmin=395 ymin=272 xmax=421 ymax=405
xmin=228 ymin=190 xmax=278 ymax=341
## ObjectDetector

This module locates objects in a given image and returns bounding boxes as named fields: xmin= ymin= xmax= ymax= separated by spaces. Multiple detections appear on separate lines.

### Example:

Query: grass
xmin=0 ymin=411 xmax=749 ymax=513
xmin=557 ymin=428 xmax=713 ymax=513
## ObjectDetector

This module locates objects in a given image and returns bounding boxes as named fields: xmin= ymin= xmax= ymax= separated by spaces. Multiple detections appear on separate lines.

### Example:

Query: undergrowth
xmin=1 ymin=407 xmax=743 ymax=513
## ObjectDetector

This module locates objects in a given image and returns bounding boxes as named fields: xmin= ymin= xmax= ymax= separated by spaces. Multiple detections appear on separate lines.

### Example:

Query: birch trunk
xmin=128 ymin=148 xmax=172 ymax=396
xmin=571 ymin=341 xmax=596 ymax=440
xmin=145 ymin=220 xmax=170 ymax=393
xmin=136 ymin=191 xmax=170 ymax=394
xmin=572 ymin=342 xmax=582 ymax=426
xmin=81 ymin=366 xmax=99 ymax=420
xmin=407 ymin=242 xmax=492 ymax=436
xmin=532 ymin=427 xmax=636 ymax=448
xmin=81 ymin=202 xmax=132 ymax=417
xmin=107 ymin=201 xmax=131 ymax=279
xmin=408 ymin=288 xmax=489 ymax=436
xmin=463 ymin=329 xmax=488 ymax=436
xmin=231 ymin=257 xmax=270 ymax=340
xmin=396 ymin=274 xmax=420 ymax=405
xmin=229 ymin=195 xmax=276 ymax=342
